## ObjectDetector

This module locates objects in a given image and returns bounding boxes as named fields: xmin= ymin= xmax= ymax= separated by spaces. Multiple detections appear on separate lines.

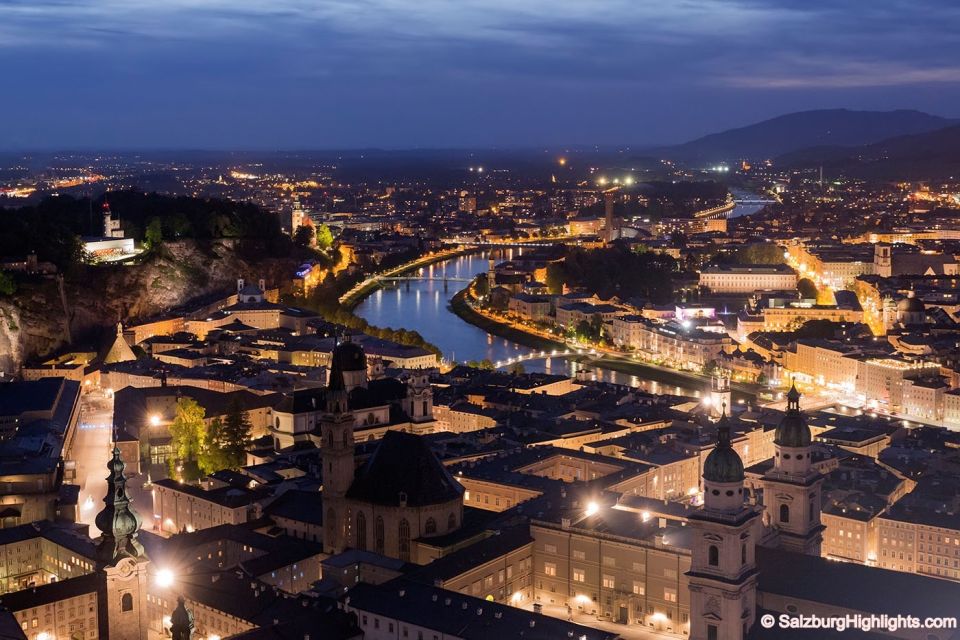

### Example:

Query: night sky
xmin=1 ymin=0 xmax=958 ymax=150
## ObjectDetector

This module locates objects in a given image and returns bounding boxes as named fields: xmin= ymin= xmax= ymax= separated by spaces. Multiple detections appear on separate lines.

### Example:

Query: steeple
xmin=763 ymin=382 xmax=824 ymax=556
xmin=688 ymin=405 xmax=759 ymax=640
xmin=170 ymin=596 xmax=195 ymax=640
xmin=702 ymin=407 xmax=746 ymax=513
xmin=95 ymin=446 xmax=145 ymax=564
xmin=321 ymin=340 xmax=359 ymax=554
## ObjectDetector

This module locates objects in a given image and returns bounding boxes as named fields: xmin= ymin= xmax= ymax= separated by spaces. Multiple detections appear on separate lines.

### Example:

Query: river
xmin=354 ymin=251 xmax=700 ymax=396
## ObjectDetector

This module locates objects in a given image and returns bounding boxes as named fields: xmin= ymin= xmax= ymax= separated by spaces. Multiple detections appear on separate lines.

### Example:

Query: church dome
xmin=775 ymin=383 xmax=811 ymax=448
xmin=332 ymin=340 xmax=367 ymax=372
xmin=703 ymin=415 xmax=744 ymax=483
xmin=898 ymin=293 xmax=925 ymax=314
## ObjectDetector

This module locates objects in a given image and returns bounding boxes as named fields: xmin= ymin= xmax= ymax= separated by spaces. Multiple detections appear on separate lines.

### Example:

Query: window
xmin=399 ymin=519 xmax=411 ymax=561
xmin=121 ymin=593 xmax=133 ymax=612
xmin=664 ymin=587 xmax=677 ymax=602
xmin=741 ymin=543 xmax=747 ymax=565
xmin=356 ymin=512 xmax=367 ymax=551
xmin=707 ymin=624 xmax=718 ymax=640
xmin=780 ymin=504 xmax=790 ymax=524
xmin=375 ymin=516 xmax=385 ymax=554
xmin=544 ymin=544 xmax=557 ymax=554
xmin=448 ymin=513 xmax=456 ymax=531
xmin=632 ymin=581 xmax=645 ymax=595
xmin=424 ymin=518 xmax=437 ymax=535
xmin=602 ymin=575 xmax=615 ymax=589
xmin=602 ymin=556 xmax=615 ymax=567
xmin=573 ymin=568 xmax=585 ymax=583
xmin=573 ymin=550 xmax=586 ymax=561
xmin=708 ymin=545 xmax=719 ymax=567
xmin=544 ymin=562 xmax=557 ymax=577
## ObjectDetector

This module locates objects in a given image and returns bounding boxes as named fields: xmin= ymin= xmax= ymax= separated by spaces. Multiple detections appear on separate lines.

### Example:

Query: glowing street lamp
xmin=585 ymin=501 xmax=600 ymax=517
xmin=149 ymin=414 xmax=162 ymax=427
xmin=155 ymin=568 xmax=175 ymax=589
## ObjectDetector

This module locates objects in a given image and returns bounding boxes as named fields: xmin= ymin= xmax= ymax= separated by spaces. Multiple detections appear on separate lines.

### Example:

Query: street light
xmin=155 ymin=568 xmax=175 ymax=589
xmin=149 ymin=414 xmax=162 ymax=427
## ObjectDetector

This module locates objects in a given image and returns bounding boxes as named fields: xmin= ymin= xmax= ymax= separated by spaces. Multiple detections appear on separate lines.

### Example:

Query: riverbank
xmin=340 ymin=247 xmax=476 ymax=309
xmin=451 ymin=287 xmax=757 ymax=397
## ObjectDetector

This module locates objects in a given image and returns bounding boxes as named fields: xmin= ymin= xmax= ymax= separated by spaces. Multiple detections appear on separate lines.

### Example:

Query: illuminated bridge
xmin=494 ymin=347 xmax=597 ymax=369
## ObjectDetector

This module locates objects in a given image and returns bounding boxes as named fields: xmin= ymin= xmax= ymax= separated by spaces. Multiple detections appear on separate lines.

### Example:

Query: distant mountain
xmin=777 ymin=124 xmax=960 ymax=180
xmin=656 ymin=109 xmax=956 ymax=163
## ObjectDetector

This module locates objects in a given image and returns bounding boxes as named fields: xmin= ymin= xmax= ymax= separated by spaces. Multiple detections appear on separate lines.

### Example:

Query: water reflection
xmin=354 ymin=252 xmax=697 ymax=395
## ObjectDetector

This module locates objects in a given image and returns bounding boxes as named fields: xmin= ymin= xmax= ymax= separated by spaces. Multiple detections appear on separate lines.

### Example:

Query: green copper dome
xmin=703 ymin=414 xmax=744 ymax=483
xmin=775 ymin=383 xmax=811 ymax=448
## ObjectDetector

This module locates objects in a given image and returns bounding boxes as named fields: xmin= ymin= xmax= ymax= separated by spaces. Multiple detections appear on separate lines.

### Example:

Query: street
xmin=71 ymin=389 xmax=113 ymax=536
xmin=68 ymin=388 xmax=153 ymax=536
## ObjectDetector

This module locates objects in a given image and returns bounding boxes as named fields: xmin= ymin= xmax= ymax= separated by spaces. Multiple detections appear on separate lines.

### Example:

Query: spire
xmin=325 ymin=339 xmax=348 ymax=414
xmin=170 ymin=596 xmax=194 ymax=640
xmin=703 ymin=405 xmax=744 ymax=484
xmin=776 ymin=381 xmax=811 ymax=448
xmin=95 ymin=446 xmax=145 ymax=564
xmin=786 ymin=380 xmax=800 ymax=412
xmin=716 ymin=403 xmax=731 ymax=447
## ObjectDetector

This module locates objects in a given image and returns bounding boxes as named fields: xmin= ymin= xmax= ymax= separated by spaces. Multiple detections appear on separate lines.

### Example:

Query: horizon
xmin=0 ymin=107 xmax=955 ymax=155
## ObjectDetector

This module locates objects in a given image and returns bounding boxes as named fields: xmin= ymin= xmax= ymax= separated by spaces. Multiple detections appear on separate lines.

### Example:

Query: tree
xmin=545 ymin=263 xmax=565 ymax=294
xmin=315 ymin=223 xmax=334 ymax=250
xmin=466 ymin=359 xmax=495 ymax=370
xmin=219 ymin=399 xmax=251 ymax=468
xmin=198 ymin=418 xmax=230 ymax=476
xmin=735 ymin=243 xmax=785 ymax=265
xmin=293 ymin=224 xmax=314 ymax=248
xmin=507 ymin=362 xmax=526 ymax=375
xmin=473 ymin=274 xmax=490 ymax=298
xmin=169 ymin=397 xmax=206 ymax=479
xmin=0 ymin=271 xmax=16 ymax=296
xmin=797 ymin=278 xmax=818 ymax=299
xmin=144 ymin=217 xmax=163 ymax=250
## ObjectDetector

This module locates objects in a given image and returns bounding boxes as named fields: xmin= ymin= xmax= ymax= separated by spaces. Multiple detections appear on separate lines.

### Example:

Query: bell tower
xmin=405 ymin=369 xmax=434 ymax=425
xmin=762 ymin=383 xmax=824 ymax=556
xmin=687 ymin=410 xmax=760 ymax=640
xmin=321 ymin=347 xmax=356 ymax=553
xmin=96 ymin=446 xmax=150 ymax=640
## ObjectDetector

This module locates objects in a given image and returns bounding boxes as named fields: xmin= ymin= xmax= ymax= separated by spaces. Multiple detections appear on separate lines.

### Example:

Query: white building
xmin=699 ymin=264 xmax=797 ymax=293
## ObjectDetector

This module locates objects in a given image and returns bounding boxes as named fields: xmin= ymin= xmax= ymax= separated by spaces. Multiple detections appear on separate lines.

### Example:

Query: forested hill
xmin=0 ymin=190 xmax=295 ymax=271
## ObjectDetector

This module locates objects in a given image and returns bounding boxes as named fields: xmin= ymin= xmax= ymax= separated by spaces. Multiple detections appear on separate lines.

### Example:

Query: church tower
xmin=96 ymin=446 xmax=150 ymax=640
xmin=687 ymin=410 xmax=760 ymax=640
xmin=405 ymin=369 xmax=434 ymax=425
xmin=707 ymin=372 xmax=731 ymax=419
xmin=761 ymin=383 xmax=824 ymax=556
xmin=322 ymin=345 xmax=356 ymax=553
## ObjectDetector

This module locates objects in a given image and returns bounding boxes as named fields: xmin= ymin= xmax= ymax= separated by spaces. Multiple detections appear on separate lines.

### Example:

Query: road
xmin=71 ymin=390 xmax=114 ymax=536
xmin=69 ymin=388 xmax=154 ymax=536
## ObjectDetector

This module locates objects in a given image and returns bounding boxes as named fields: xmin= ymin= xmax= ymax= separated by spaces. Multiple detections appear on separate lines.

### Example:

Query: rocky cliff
xmin=0 ymin=239 xmax=298 ymax=373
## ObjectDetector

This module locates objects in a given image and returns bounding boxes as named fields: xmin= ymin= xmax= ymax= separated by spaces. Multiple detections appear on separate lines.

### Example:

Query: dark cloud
xmin=0 ymin=0 xmax=957 ymax=148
